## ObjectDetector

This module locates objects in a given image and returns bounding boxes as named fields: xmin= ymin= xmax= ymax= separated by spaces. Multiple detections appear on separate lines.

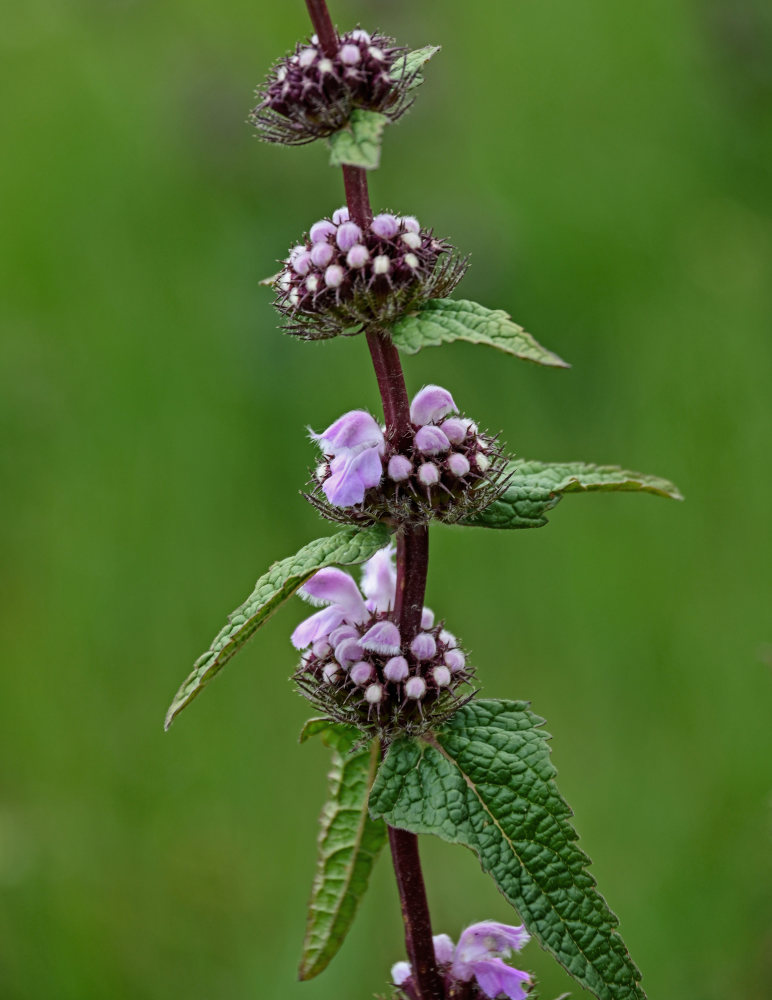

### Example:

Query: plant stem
xmin=301 ymin=3 xmax=443 ymax=995
xmin=304 ymin=0 xmax=338 ymax=56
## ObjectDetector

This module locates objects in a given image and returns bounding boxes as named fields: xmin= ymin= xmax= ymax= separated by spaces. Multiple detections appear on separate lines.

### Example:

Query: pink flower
xmin=391 ymin=920 xmax=531 ymax=1000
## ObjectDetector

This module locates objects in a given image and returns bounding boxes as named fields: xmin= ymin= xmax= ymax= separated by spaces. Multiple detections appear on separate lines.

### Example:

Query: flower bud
xmin=415 ymin=425 xmax=451 ymax=455
xmin=350 ymin=661 xmax=374 ymax=685
xmin=447 ymin=453 xmax=471 ymax=477
xmin=432 ymin=665 xmax=452 ymax=688
xmin=441 ymin=417 xmax=468 ymax=444
xmin=384 ymin=655 xmax=409 ymax=682
xmin=421 ymin=607 xmax=435 ymax=629
xmin=332 ymin=206 xmax=350 ymax=224
xmin=365 ymin=683 xmax=383 ymax=704
xmin=444 ymin=648 xmax=466 ymax=672
xmin=417 ymin=462 xmax=440 ymax=487
xmin=310 ymin=220 xmax=337 ymax=243
xmin=402 ymin=216 xmax=420 ymax=233
xmin=388 ymin=454 xmax=413 ymax=482
xmin=311 ymin=241 xmax=335 ymax=268
xmin=405 ymin=676 xmax=426 ymax=700
xmin=373 ymin=254 xmax=391 ymax=275
xmin=371 ymin=213 xmax=399 ymax=238
xmin=339 ymin=44 xmax=361 ymax=64
xmin=324 ymin=264 xmax=345 ymax=288
xmin=401 ymin=231 xmax=422 ymax=250
xmin=336 ymin=222 xmax=363 ymax=251
xmin=411 ymin=632 xmax=437 ymax=661
xmin=346 ymin=244 xmax=370 ymax=269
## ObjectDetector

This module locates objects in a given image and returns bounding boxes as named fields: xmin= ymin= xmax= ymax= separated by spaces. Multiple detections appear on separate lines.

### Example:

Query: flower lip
xmin=311 ymin=410 xmax=385 ymax=457
xmin=410 ymin=384 xmax=458 ymax=425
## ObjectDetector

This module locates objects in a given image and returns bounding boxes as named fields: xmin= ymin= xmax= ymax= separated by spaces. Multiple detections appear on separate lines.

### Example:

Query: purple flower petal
xmin=311 ymin=410 xmax=385 ymax=457
xmin=471 ymin=958 xmax=530 ymax=1000
xmin=335 ymin=637 xmax=364 ymax=667
xmin=290 ymin=605 xmax=347 ymax=650
xmin=433 ymin=934 xmax=455 ymax=965
xmin=410 ymin=632 xmax=437 ymax=661
xmin=299 ymin=567 xmax=368 ymax=621
xmin=360 ymin=620 xmax=402 ymax=655
xmin=410 ymin=385 xmax=457 ymax=426
xmin=457 ymin=922 xmax=531 ymax=963
xmin=415 ymin=425 xmax=451 ymax=455
xmin=391 ymin=961 xmax=412 ymax=986
xmin=361 ymin=546 xmax=397 ymax=611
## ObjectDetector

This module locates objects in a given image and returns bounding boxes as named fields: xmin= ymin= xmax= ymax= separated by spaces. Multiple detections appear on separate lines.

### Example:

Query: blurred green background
xmin=1 ymin=0 xmax=770 ymax=997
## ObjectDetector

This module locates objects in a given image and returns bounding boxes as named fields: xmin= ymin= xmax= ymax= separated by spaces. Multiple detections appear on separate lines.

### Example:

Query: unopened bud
xmin=402 ymin=216 xmax=420 ymax=233
xmin=325 ymin=264 xmax=345 ymax=288
xmin=322 ymin=662 xmax=340 ymax=683
xmin=405 ymin=676 xmax=426 ymax=700
xmin=403 ymin=252 xmax=420 ymax=270
xmin=329 ymin=624 xmax=359 ymax=646
xmin=415 ymin=425 xmax=451 ymax=455
xmin=310 ymin=220 xmax=337 ymax=243
xmin=388 ymin=454 xmax=413 ymax=482
xmin=475 ymin=452 xmax=491 ymax=473
xmin=371 ymin=213 xmax=399 ymax=239
xmin=350 ymin=28 xmax=371 ymax=43
xmin=318 ymin=57 xmax=334 ymax=74
xmin=439 ymin=628 xmax=457 ymax=647
xmin=368 ymin=45 xmax=384 ymax=61
xmin=417 ymin=462 xmax=439 ymax=487
xmin=346 ymin=244 xmax=370 ymax=268
xmin=432 ymin=665 xmax=452 ymax=688
xmin=444 ymin=648 xmax=466 ymax=672
xmin=373 ymin=254 xmax=391 ymax=275
xmin=350 ymin=661 xmax=374 ymax=685
xmin=365 ymin=683 xmax=383 ymax=704
xmin=441 ymin=417 xmax=468 ymax=444
xmin=311 ymin=241 xmax=334 ymax=267
xmin=447 ymin=453 xmax=471 ymax=477
xmin=336 ymin=221 xmax=362 ymax=251
xmin=340 ymin=44 xmax=361 ymax=64
xmin=313 ymin=639 xmax=331 ymax=658
xmin=335 ymin=637 xmax=363 ymax=666
xmin=384 ymin=655 xmax=409 ymax=682
xmin=305 ymin=274 xmax=320 ymax=293
xmin=298 ymin=47 xmax=317 ymax=68
xmin=332 ymin=206 xmax=350 ymax=225
xmin=411 ymin=632 xmax=437 ymax=661
xmin=401 ymin=232 xmax=422 ymax=250
xmin=421 ymin=607 xmax=435 ymax=629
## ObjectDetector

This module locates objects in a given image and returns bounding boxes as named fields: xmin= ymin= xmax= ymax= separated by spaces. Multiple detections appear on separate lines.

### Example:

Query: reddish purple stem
xmin=301 ymin=4 xmax=443 ymax=997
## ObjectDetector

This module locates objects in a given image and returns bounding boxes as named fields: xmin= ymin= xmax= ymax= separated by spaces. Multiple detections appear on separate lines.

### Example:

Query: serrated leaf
xmin=299 ymin=720 xmax=387 ymax=980
xmin=164 ymin=524 xmax=391 ymax=729
xmin=390 ymin=299 xmax=570 ymax=368
xmin=389 ymin=44 xmax=441 ymax=92
xmin=463 ymin=459 xmax=683 ymax=530
xmin=370 ymin=700 xmax=646 ymax=1000
xmin=328 ymin=109 xmax=388 ymax=170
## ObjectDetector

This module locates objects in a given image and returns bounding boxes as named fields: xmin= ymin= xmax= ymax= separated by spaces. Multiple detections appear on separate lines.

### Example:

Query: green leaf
xmin=328 ymin=109 xmax=388 ymax=170
xmin=390 ymin=299 xmax=570 ymax=368
xmin=298 ymin=720 xmax=387 ymax=980
xmin=370 ymin=700 xmax=646 ymax=1000
xmin=463 ymin=459 xmax=683 ymax=530
xmin=164 ymin=524 xmax=391 ymax=729
xmin=389 ymin=44 xmax=441 ymax=92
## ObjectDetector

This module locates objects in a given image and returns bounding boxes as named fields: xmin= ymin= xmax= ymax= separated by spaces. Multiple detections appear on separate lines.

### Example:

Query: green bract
xmin=370 ymin=700 xmax=646 ymax=1000
xmin=328 ymin=109 xmax=388 ymax=170
xmin=298 ymin=720 xmax=386 ymax=980
xmin=164 ymin=524 xmax=391 ymax=729
xmin=464 ymin=459 xmax=683 ymax=530
xmin=389 ymin=298 xmax=570 ymax=367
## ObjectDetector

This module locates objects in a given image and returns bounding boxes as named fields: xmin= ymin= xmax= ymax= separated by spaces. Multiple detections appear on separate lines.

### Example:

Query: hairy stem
xmin=301 ymin=3 xmax=442 ymax=996
xmin=304 ymin=0 xmax=338 ymax=56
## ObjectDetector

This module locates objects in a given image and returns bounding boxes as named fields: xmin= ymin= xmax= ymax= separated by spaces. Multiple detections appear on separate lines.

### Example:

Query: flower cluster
xmin=307 ymin=385 xmax=508 ymax=524
xmin=273 ymin=208 xmax=466 ymax=338
xmin=392 ymin=921 xmax=531 ymax=1000
xmin=251 ymin=28 xmax=415 ymax=146
xmin=292 ymin=547 xmax=472 ymax=739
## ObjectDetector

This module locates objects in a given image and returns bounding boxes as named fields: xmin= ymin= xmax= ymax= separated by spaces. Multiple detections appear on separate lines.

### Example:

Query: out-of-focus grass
xmin=0 ymin=1 xmax=770 ymax=997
